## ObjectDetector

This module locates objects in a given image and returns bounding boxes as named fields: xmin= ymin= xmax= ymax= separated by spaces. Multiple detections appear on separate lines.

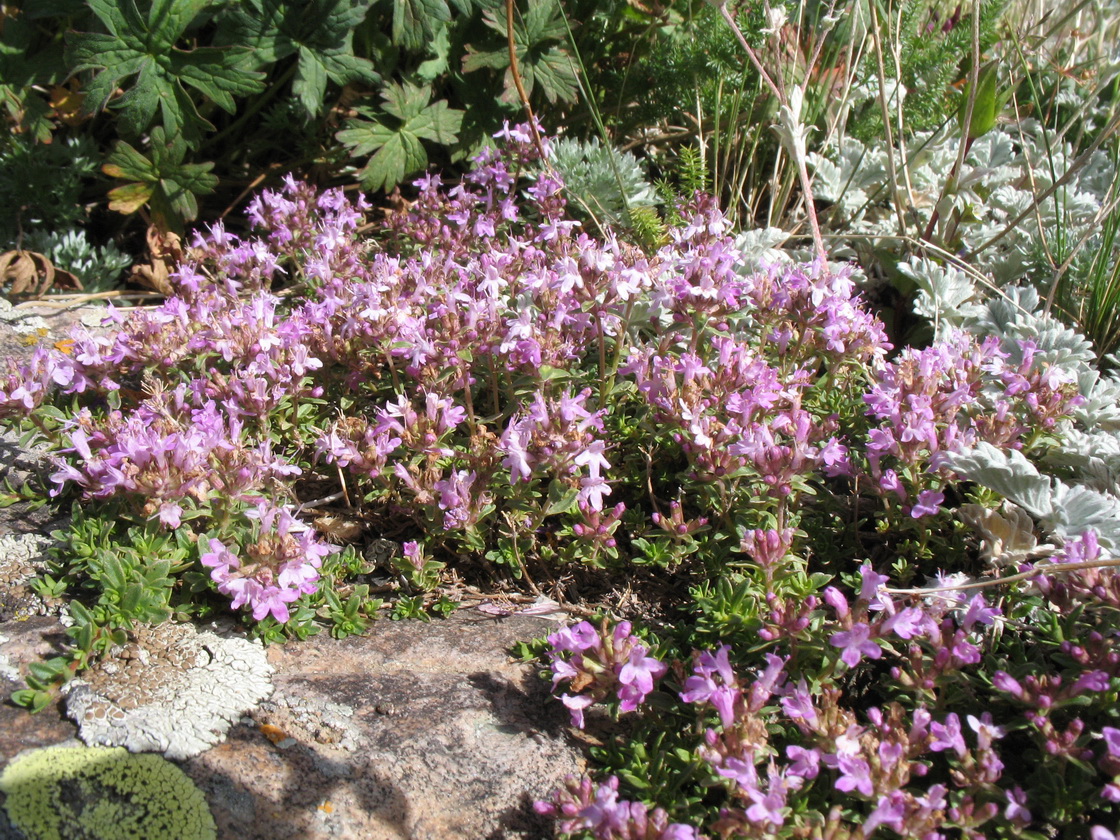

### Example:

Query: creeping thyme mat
xmin=2 ymin=126 xmax=1120 ymax=839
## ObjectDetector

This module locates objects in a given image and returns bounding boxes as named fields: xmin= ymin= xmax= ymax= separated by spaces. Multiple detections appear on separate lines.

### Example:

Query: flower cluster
xmin=546 ymin=620 xmax=668 ymax=728
xmin=534 ymin=775 xmax=698 ymax=840
xmin=200 ymin=502 xmax=334 ymax=623
xmin=860 ymin=328 xmax=1082 ymax=518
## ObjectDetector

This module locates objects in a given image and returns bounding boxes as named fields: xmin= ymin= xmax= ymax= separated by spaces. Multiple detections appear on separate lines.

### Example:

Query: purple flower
xmin=882 ymin=606 xmax=933 ymax=640
xmin=930 ymin=713 xmax=967 ymax=758
xmin=858 ymin=564 xmax=892 ymax=612
xmin=823 ymin=586 xmax=849 ymax=618
xmin=680 ymin=646 xmax=741 ymax=727
xmin=958 ymin=592 xmax=1000 ymax=631
xmin=744 ymin=772 xmax=789 ymax=826
xmin=830 ymin=622 xmax=882 ymax=668
xmin=780 ymin=679 xmax=820 ymax=728
xmin=617 ymin=646 xmax=668 ymax=712
xmin=548 ymin=621 xmax=600 ymax=654
xmin=1102 ymin=727 xmax=1120 ymax=758
xmin=833 ymin=754 xmax=874 ymax=797
xmin=1004 ymin=787 xmax=1031 ymax=823
xmin=910 ymin=489 xmax=944 ymax=518
xmin=993 ymin=671 xmax=1025 ymax=699
xmin=864 ymin=791 xmax=907 ymax=836
xmin=785 ymin=745 xmax=821 ymax=781
xmin=560 ymin=693 xmax=594 ymax=730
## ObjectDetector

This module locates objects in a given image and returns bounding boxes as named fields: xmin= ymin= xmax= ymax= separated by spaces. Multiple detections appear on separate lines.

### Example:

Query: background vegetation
xmin=4 ymin=0 xmax=1120 ymax=837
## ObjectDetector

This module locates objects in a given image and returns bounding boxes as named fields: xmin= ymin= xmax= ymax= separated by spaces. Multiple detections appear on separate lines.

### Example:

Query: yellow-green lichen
xmin=0 ymin=744 xmax=216 ymax=840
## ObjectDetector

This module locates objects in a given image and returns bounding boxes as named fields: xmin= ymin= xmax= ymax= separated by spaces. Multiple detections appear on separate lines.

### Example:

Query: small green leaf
xmin=959 ymin=62 xmax=1008 ymax=140
xmin=545 ymin=479 xmax=580 ymax=516
xmin=11 ymin=689 xmax=54 ymax=713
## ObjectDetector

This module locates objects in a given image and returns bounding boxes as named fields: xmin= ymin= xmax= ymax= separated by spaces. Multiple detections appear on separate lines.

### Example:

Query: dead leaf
xmin=127 ymin=225 xmax=183 ymax=296
xmin=0 ymin=249 xmax=83 ymax=298
xmin=959 ymin=502 xmax=1055 ymax=566
xmin=49 ymin=80 xmax=88 ymax=128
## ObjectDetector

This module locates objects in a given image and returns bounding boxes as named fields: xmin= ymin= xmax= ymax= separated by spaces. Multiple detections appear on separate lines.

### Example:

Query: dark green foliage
xmin=0 ymin=135 xmax=99 ymax=244
xmin=0 ymin=0 xmax=660 ymax=279
xmin=850 ymin=0 xmax=1008 ymax=141
xmin=66 ymin=0 xmax=267 ymax=142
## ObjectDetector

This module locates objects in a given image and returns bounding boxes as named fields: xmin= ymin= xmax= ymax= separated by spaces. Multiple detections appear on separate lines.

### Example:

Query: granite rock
xmin=0 ymin=609 xmax=582 ymax=839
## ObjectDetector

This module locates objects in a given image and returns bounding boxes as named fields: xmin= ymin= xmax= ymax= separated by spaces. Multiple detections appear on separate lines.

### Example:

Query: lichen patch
xmin=0 ymin=743 xmax=216 ymax=840
xmin=65 ymin=621 xmax=273 ymax=759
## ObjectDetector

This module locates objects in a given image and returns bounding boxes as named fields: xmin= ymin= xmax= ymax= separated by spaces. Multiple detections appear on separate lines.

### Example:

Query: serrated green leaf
xmin=336 ymin=82 xmax=463 ymax=192
xmin=408 ymin=99 xmax=463 ymax=144
xmin=102 ymin=126 xmax=216 ymax=227
xmin=102 ymin=140 xmax=158 ymax=181
xmin=381 ymin=80 xmax=432 ymax=122
xmin=416 ymin=24 xmax=451 ymax=82
xmin=336 ymin=116 xmax=399 ymax=156
xmin=356 ymin=130 xmax=428 ymax=192
xmin=215 ymin=0 xmax=377 ymax=116
xmin=67 ymin=0 xmax=265 ymax=140
xmin=393 ymin=0 xmax=451 ymax=52
xmin=294 ymin=46 xmax=331 ymax=117
xmin=461 ymin=0 xmax=578 ymax=105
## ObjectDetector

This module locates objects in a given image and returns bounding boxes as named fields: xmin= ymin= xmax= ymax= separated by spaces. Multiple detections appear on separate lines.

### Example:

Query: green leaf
xmin=335 ymin=81 xmax=463 ymax=192
xmin=0 ymin=12 xmax=66 ymax=140
xmin=217 ymin=0 xmax=378 ymax=117
xmin=461 ymin=0 xmax=578 ymax=105
xmin=102 ymin=126 xmax=217 ymax=229
xmin=392 ymin=0 xmax=451 ymax=52
xmin=544 ymin=479 xmax=580 ymax=516
xmin=11 ymin=689 xmax=54 ymax=714
xmin=416 ymin=24 xmax=452 ymax=82
xmin=66 ymin=0 xmax=265 ymax=140
xmin=958 ymin=61 xmax=1010 ymax=140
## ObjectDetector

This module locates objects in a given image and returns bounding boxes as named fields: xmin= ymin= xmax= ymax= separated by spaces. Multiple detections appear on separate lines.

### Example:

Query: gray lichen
xmin=254 ymin=689 xmax=361 ymax=752
xmin=0 ymin=532 xmax=55 ymax=620
xmin=65 ymin=621 xmax=273 ymax=760
xmin=0 ymin=743 xmax=216 ymax=840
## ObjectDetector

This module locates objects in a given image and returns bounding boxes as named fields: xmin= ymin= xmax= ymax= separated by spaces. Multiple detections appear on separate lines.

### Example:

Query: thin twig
xmin=713 ymin=0 xmax=827 ymax=262
xmin=921 ymin=0 xmax=982 ymax=243
xmin=506 ymin=0 xmax=549 ymax=162
xmin=887 ymin=556 xmax=1120 ymax=596
xmin=868 ymin=0 xmax=907 ymax=237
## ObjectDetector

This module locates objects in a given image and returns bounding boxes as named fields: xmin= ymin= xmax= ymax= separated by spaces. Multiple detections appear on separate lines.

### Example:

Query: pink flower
xmin=910 ymin=489 xmax=944 ymax=518
xmin=830 ymin=623 xmax=881 ymax=668
xmin=930 ymin=713 xmax=967 ymax=758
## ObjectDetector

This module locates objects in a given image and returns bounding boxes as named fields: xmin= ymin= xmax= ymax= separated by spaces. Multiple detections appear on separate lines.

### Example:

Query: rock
xmin=0 ymin=744 xmax=217 ymax=840
xmin=0 ymin=609 xmax=582 ymax=839
xmin=187 ymin=610 xmax=582 ymax=839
